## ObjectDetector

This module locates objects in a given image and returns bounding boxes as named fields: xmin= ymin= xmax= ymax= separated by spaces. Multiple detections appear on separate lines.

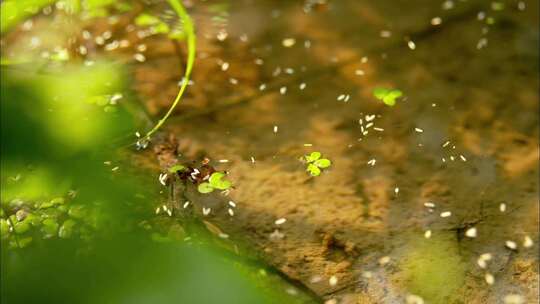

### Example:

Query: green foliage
xmin=0 ymin=0 xmax=56 ymax=33
xmin=141 ymin=0 xmax=196 ymax=141
xmin=303 ymin=152 xmax=332 ymax=176
xmin=168 ymin=164 xmax=187 ymax=173
xmin=197 ymin=172 xmax=233 ymax=194
xmin=373 ymin=87 xmax=403 ymax=106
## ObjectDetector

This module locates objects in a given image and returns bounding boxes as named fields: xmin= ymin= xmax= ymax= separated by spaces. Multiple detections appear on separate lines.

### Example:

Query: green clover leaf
xmin=373 ymin=88 xmax=403 ymax=106
xmin=314 ymin=159 xmax=331 ymax=168
xmin=209 ymin=172 xmax=232 ymax=190
xmin=307 ymin=163 xmax=321 ymax=176
xmin=168 ymin=164 xmax=186 ymax=174
xmin=305 ymin=151 xmax=321 ymax=163
xmin=197 ymin=182 xmax=214 ymax=194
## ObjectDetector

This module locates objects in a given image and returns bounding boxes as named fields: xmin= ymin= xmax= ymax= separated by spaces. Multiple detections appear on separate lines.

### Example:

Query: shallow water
xmin=1 ymin=0 xmax=539 ymax=303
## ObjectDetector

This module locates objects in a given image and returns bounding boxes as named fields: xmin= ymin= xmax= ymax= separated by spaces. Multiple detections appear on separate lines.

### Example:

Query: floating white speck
xmin=465 ymin=227 xmax=477 ymax=238
xmin=221 ymin=62 xmax=229 ymax=71
xmin=273 ymin=125 xmax=278 ymax=133
xmin=250 ymin=157 xmax=256 ymax=163
xmin=228 ymin=208 xmax=234 ymax=216
xmin=299 ymin=83 xmax=307 ymax=90
xmin=282 ymin=38 xmax=296 ymax=47
xmin=523 ymin=236 xmax=533 ymax=248
xmin=310 ymin=275 xmax=322 ymax=283
xmin=155 ymin=207 xmax=161 ymax=214
xmin=228 ymin=201 xmax=236 ymax=208
xmin=379 ymin=256 xmax=391 ymax=265
xmin=337 ymin=94 xmax=345 ymax=101
xmin=499 ymin=203 xmax=506 ymax=212
xmin=217 ymin=30 xmax=228 ymax=41
xmin=183 ymin=201 xmax=190 ymax=209
xmin=440 ymin=211 xmax=452 ymax=218
xmin=504 ymin=294 xmax=524 ymax=304
xmin=431 ymin=17 xmax=442 ymax=25
xmin=259 ymin=83 xmax=267 ymax=91
xmin=158 ymin=173 xmax=168 ymax=186
xmin=280 ymin=86 xmax=287 ymax=94
xmin=424 ymin=202 xmax=436 ymax=208
xmin=424 ymin=230 xmax=432 ymax=239
xmin=374 ymin=127 xmax=384 ymax=132
xmin=254 ymin=58 xmax=264 ymax=65
xmin=517 ymin=1 xmax=525 ymax=11
xmin=134 ymin=53 xmax=146 ymax=62
xmin=407 ymin=41 xmax=416 ymax=50
xmin=329 ymin=275 xmax=338 ymax=286
xmin=367 ymin=159 xmax=376 ymax=166
xmin=442 ymin=141 xmax=450 ymax=147
xmin=415 ymin=128 xmax=424 ymax=133
xmin=460 ymin=155 xmax=467 ymax=161
xmin=394 ymin=187 xmax=399 ymax=195
xmin=362 ymin=271 xmax=372 ymax=279
xmin=355 ymin=69 xmax=365 ymax=76
xmin=505 ymin=240 xmax=517 ymax=250
xmin=406 ymin=294 xmax=425 ymax=304
xmin=203 ymin=207 xmax=211 ymax=216
xmin=380 ymin=30 xmax=391 ymax=38
xmin=485 ymin=273 xmax=495 ymax=285
xmin=275 ymin=218 xmax=286 ymax=225
xmin=229 ymin=78 xmax=238 ymax=85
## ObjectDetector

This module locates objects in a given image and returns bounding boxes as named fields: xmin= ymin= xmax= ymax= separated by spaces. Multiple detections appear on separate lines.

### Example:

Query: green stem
xmin=142 ymin=0 xmax=196 ymax=140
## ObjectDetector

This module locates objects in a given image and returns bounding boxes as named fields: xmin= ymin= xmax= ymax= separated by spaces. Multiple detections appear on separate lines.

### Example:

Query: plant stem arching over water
xmin=142 ymin=0 xmax=196 ymax=141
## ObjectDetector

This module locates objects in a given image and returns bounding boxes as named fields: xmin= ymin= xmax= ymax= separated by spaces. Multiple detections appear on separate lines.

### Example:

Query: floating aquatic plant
xmin=303 ymin=152 xmax=331 ymax=176
xmin=373 ymin=88 xmax=403 ymax=106
xmin=197 ymin=172 xmax=233 ymax=194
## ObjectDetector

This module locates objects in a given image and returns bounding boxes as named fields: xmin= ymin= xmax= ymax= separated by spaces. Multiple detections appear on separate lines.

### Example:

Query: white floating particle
xmin=499 ymin=203 xmax=506 ymax=212
xmin=517 ymin=1 xmax=525 ymax=11
xmin=379 ymin=256 xmax=391 ymax=265
xmin=440 ymin=211 xmax=452 ymax=218
xmin=373 ymin=127 xmax=384 ymax=132
xmin=158 ymin=173 xmax=168 ymax=186
xmin=280 ymin=86 xmax=287 ymax=94
xmin=250 ymin=157 xmax=256 ymax=163
xmin=303 ymin=143 xmax=313 ymax=147
xmin=407 ymin=41 xmax=416 ymax=50
xmin=254 ymin=58 xmax=264 ymax=65
xmin=477 ymin=258 xmax=487 ymax=269
xmin=183 ymin=201 xmax=190 ymax=209
xmin=275 ymin=218 xmax=286 ymax=225
xmin=424 ymin=202 xmax=436 ymax=208
xmin=355 ymin=69 xmax=365 ymax=76
xmin=273 ymin=125 xmax=278 ymax=133
xmin=228 ymin=208 xmax=234 ymax=216
xmin=480 ymin=253 xmax=492 ymax=261
xmin=155 ymin=207 xmax=161 ymax=214
xmin=228 ymin=201 xmax=236 ymax=208
xmin=221 ymin=62 xmax=229 ymax=71
xmin=406 ymin=294 xmax=425 ymax=304
xmin=504 ymin=294 xmax=524 ymax=304
xmin=329 ymin=275 xmax=338 ymax=286
xmin=394 ymin=187 xmax=399 ymax=195
xmin=431 ymin=17 xmax=442 ymax=25
xmin=216 ymin=30 xmax=228 ymax=41
xmin=310 ymin=275 xmax=322 ymax=283
xmin=367 ymin=159 xmax=376 ymax=166
xmin=218 ymin=159 xmax=229 ymax=163
xmin=203 ymin=207 xmax=211 ymax=216
xmin=380 ymin=30 xmax=392 ymax=38
xmin=304 ymin=40 xmax=311 ymax=48
xmin=505 ymin=240 xmax=517 ymax=250
xmin=337 ymin=94 xmax=345 ymax=101
xmin=485 ymin=273 xmax=495 ymax=285
xmin=523 ymin=236 xmax=533 ymax=248
xmin=134 ymin=53 xmax=146 ymax=62
xmin=442 ymin=141 xmax=450 ymax=147
xmin=361 ymin=56 xmax=368 ymax=63
xmin=299 ymin=83 xmax=306 ymax=90
xmin=460 ymin=155 xmax=467 ymax=161
xmin=282 ymin=38 xmax=296 ymax=47
xmin=229 ymin=78 xmax=238 ymax=85
xmin=362 ymin=271 xmax=372 ymax=279
xmin=325 ymin=299 xmax=337 ymax=304
xmin=259 ymin=83 xmax=267 ymax=91
xmin=465 ymin=227 xmax=477 ymax=238
xmin=111 ymin=166 xmax=119 ymax=171
xmin=219 ymin=233 xmax=229 ymax=239
xmin=424 ymin=230 xmax=432 ymax=239
xmin=415 ymin=128 xmax=424 ymax=133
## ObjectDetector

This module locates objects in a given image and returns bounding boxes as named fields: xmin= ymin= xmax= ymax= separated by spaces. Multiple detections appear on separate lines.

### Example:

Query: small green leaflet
xmin=303 ymin=151 xmax=332 ymax=176
xmin=168 ymin=164 xmax=186 ymax=173
xmin=373 ymin=88 xmax=403 ymax=106
xmin=197 ymin=172 xmax=233 ymax=194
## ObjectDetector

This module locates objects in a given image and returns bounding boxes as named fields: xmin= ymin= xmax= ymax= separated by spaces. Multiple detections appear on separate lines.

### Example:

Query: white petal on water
xmin=505 ymin=240 xmax=517 ymax=250
xmin=465 ymin=227 xmax=477 ymax=238
xmin=275 ymin=218 xmax=286 ymax=225
xmin=440 ymin=211 xmax=452 ymax=218
xmin=523 ymin=235 xmax=534 ymax=248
